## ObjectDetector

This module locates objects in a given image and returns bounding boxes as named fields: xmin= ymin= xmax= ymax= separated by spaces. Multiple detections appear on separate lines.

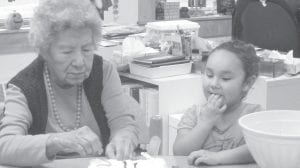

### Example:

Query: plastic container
xmin=259 ymin=57 xmax=286 ymax=78
xmin=144 ymin=20 xmax=200 ymax=48
xmin=145 ymin=20 xmax=200 ymax=37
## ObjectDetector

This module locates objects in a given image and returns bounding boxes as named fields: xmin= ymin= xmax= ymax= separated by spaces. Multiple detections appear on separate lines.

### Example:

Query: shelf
xmin=119 ymin=72 xmax=202 ymax=86
xmin=189 ymin=15 xmax=232 ymax=21
xmin=119 ymin=72 xmax=160 ymax=85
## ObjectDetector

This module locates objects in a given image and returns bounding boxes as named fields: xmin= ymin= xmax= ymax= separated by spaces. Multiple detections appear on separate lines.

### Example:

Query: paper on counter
xmin=98 ymin=40 xmax=120 ymax=47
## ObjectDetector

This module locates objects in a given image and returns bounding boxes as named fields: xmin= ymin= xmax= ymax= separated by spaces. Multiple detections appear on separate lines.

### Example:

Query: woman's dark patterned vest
xmin=9 ymin=55 xmax=110 ymax=148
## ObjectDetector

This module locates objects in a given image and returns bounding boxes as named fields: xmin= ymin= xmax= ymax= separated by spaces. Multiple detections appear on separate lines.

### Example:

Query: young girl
xmin=173 ymin=40 xmax=262 ymax=166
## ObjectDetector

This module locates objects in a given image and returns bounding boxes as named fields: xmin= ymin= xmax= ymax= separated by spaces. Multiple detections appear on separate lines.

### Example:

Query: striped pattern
xmin=0 ymin=83 xmax=5 ymax=102
xmin=0 ymin=83 xmax=5 ymax=119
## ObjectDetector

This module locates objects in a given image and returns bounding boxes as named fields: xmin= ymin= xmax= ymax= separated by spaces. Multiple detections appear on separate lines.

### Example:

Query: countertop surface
xmin=0 ymin=156 xmax=260 ymax=168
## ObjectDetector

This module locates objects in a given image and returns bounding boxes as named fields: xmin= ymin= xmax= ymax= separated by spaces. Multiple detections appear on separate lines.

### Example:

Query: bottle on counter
xmin=181 ymin=32 xmax=193 ymax=60
xmin=148 ymin=115 xmax=162 ymax=155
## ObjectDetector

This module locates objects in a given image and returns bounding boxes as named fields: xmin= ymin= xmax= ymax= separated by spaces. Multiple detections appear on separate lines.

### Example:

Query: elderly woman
xmin=0 ymin=0 xmax=141 ymax=166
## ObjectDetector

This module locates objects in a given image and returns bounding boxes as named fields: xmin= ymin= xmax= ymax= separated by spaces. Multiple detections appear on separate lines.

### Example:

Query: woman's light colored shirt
xmin=0 ymin=59 xmax=141 ymax=166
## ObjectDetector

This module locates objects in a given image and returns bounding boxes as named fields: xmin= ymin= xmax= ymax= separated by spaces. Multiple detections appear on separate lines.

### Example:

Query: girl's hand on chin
xmin=199 ymin=94 xmax=227 ymax=125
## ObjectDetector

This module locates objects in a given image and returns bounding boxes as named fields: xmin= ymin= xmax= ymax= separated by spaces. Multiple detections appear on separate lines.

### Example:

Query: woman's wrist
xmin=45 ymin=135 xmax=60 ymax=160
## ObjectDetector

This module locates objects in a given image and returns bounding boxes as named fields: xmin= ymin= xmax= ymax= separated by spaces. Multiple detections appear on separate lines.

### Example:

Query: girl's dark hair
xmin=210 ymin=40 xmax=260 ymax=79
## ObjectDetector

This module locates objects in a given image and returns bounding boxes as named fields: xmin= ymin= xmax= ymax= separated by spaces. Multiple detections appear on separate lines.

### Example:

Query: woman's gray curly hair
xmin=28 ymin=0 xmax=101 ymax=52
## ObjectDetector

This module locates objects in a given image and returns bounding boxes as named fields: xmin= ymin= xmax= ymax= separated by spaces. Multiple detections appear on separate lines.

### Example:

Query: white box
xmin=129 ymin=62 xmax=192 ymax=79
xmin=286 ymin=58 xmax=300 ymax=75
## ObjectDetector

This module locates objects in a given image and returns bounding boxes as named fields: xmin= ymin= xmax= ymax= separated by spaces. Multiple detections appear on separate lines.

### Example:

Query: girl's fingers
xmin=187 ymin=153 xmax=197 ymax=165
xmin=207 ymin=94 xmax=213 ymax=103
xmin=219 ymin=104 xmax=227 ymax=113
xmin=214 ymin=95 xmax=225 ymax=108
xmin=211 ymin=94 xmax=220 ymax=105
xmin=194 ymin=157 xmax=207 ymax=166
xmin=187 ymin=151 xmax=204 ymax=165
xmin=207 ymin=94 xmax=216 ymax=108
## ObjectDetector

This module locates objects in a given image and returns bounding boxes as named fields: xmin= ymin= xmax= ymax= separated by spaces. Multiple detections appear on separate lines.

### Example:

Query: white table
xmin=0 ymin=156 xmax=260 ymax=168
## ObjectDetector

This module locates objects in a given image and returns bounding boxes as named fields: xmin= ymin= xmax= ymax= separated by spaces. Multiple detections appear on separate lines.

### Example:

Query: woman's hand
xmin=105 ymin=132 xmax=136 ymax=160
xmin=188 ymin=150 xmax=220 ymax=166
xmin=46 ymin=126 xmax=103 ymax=159
xmin=198 ymin=94 xmax=227 ymax=125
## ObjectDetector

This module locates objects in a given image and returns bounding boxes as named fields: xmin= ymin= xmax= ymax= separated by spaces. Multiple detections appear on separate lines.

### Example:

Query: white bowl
xmin=239 ymin=110 xmax=300 ymax=168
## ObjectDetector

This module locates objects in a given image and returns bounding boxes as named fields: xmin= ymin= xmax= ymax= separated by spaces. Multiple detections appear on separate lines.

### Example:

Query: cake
xmin=88 ymin=158 xmax=168 ymax=168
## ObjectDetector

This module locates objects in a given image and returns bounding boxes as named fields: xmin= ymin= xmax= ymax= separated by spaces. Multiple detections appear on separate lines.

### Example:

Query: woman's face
xmin=203 ymin=49 xmax=251 ymax=110
xmin=42 ymin=27 xmax=95 ymax=88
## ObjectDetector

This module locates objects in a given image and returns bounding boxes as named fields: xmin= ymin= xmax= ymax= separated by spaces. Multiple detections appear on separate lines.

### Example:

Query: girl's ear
xmin=243 ymin=75 xmax=257 ymax=92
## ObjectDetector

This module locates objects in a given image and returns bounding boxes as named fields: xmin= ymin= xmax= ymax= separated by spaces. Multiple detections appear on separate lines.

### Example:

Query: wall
xmin=190 ymin=15 xmax=232 ymax=38
xmin=0 ymin=28 xmax=33 ymax=55
xmin=103 ymin=0 xmax=139 ymax=25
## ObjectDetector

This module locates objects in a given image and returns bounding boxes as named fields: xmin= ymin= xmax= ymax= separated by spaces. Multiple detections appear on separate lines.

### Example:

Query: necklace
xmin=44 ymin=64 xmax=82 ymax=132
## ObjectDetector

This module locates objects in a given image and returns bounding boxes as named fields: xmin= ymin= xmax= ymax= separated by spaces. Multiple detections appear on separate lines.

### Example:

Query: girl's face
xmin=42 ymin=27 xmax=95 ymax=88
xmin=203 ymin=49 xmax=252 ymax=110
